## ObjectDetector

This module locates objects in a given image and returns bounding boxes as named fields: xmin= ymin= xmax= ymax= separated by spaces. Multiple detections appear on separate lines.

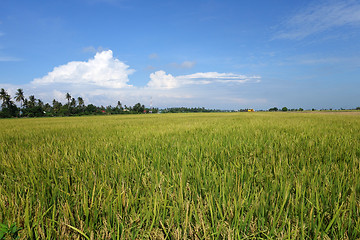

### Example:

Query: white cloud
xmin=148 ymin=71 xmax=179 ymax=89
xmin=32 ymin=50 xmax=135 ymax=88
xmin=147 ymin=71 xmax=260 ymax=89
xmin=52 ymin=90 xmax=66 ymax=101
xmin=274 ymin=0 xmax=360 ymax=40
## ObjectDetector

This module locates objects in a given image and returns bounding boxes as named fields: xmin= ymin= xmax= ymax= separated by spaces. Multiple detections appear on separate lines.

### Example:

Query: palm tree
xmin=77 ymin=97 xmax=84 ymax=108
xmin=15 ymin=88 xmax=25 ymax=109
xmin=52 ymin=99 xmax=61 ymax=114
xmin=70 ymin=98 xmax=76 ymax=108
xmin=117 ymin=101 xmax=123 ymax=110
xmin=66 ymin=93 xmax=71 ymax=109
xmin=0 ymin=88 xmax=7 ymax=106
xmin=15 ymin=89 xmax=25 ymax=116
xmin=23 ymin=99 xmax=28 ymax=108
xmin=0 ymin=88 xmax=11 ymax=108
xmin=77 ymin=97 xmax=85 ymax=113
xmin=3 ymin=94 xmax=11 ymax=108
xmin=28 ymin=95 xmax=36 ymax=108
xmin=44 ymin=103 xmax=51 ymax=113
xmin=37 ymin=99 xmax=44 ymax=108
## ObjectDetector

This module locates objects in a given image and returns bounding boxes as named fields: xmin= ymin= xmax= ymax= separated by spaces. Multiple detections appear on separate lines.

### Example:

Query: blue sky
xmin=0 ymin=0 xmax=359 ymax=110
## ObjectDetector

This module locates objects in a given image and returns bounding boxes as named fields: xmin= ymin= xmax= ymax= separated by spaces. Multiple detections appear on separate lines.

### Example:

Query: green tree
xmin=85 ymin=104 xmax=97 ymax=114
xmin=37 ymin=99 xmax=44 ymax=108
xmin=282 ymin=107 xmax=288 ymax=112
xmin=133 ymin=103 xmax=145 ymax=113
xmin=269 ymin=107 xmax=278 ymax=112
xmin=44 ymin=103 xmax=52 ymax=114
xmin=52 ymin=99 xmax=62 ymax=114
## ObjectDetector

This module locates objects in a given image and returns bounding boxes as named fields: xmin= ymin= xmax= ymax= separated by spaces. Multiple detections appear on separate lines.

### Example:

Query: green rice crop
xmin=0 ymin=112 xmax=359 ymax=239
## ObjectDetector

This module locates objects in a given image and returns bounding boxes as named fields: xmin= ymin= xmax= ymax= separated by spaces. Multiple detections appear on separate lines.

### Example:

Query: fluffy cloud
xmin=148 ymin=71 xmax=179 ymax=89
xmin=147 ymin=71 xmax=260 ymax=89
xmin=32 ymin=50 xmax=135 ymax=88
xmin=275 ymin=0 xmax=360 ymax=40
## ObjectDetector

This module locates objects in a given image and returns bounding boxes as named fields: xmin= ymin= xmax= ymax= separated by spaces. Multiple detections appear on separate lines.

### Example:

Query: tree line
xmin=0 ymin=88 xmax=158 ymax=118
xmin=161 ymin=107 xmax=223 ymax=113
xmin=1 ymin=88 xmax=359 ymax=118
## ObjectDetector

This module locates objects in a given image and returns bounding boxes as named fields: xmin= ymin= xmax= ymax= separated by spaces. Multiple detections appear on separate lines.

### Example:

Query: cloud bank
xmin=3 ymin=50 xmax=262 ymax=108
xmin=275 ymin=0 xmax=360 ymax=40
xmin=148 ymin=71 xmax=260 ymax=89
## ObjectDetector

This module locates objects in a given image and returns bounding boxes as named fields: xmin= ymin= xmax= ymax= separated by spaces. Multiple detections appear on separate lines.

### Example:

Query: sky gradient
xmin=0 ymin=0 xmax=359 ymax=110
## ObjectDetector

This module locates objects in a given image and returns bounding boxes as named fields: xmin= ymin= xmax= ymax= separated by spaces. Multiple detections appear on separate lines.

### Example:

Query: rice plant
xmin=0 ymin=112 xmax=359 ymax=239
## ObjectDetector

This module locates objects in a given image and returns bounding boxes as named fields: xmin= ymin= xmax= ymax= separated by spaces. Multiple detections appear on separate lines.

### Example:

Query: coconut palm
xmin=37 ymin=99 xmax=44 ymax=108
xmin=0 ymin=88 xmax=7 ymax=104
xmin=77 ymin=97 xmax=84 ymax=108
xmin=66 ymin=93 xmax=71 ymax=109
xmin=23 ymin=99 xmax=28 ymax=108
xmin=77 ymin=97 xmax=85 ymax=113
xmin=28 ymin=95 xmax=36 ymax=108
xmin=0 ymin=88 xmax=10 ymax=108
xmin=52 ymin=99 xmax=61 ymax=114
xmin=117 ymin=101 xmax=123 ymax=110
xmin=70 ymin=98 xmax=76 ymax=108
xmin=2 ymin=94 xmax=11 ymax=108
xmin=15 ymin=88 xmax=25 ymax=109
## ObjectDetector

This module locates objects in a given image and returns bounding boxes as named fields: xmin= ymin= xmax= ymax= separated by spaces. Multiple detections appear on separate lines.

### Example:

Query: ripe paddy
xmin=0 ymin=112 xmax=359 ymax=239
